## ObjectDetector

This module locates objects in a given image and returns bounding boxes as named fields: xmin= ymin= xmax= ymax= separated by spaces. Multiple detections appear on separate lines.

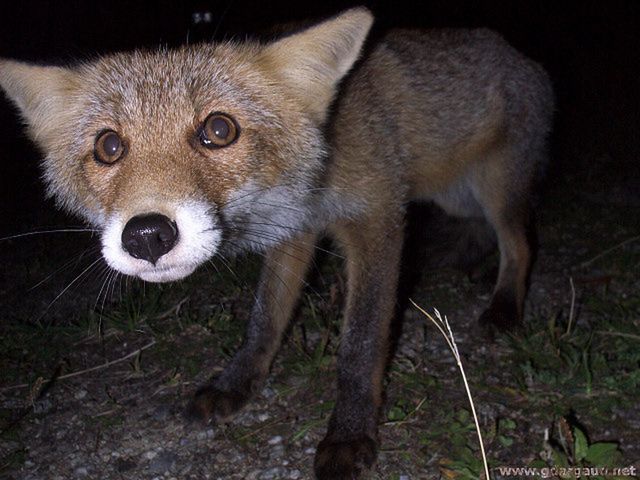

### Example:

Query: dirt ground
xmin=0 ymin=169 xmax=638 ymax=479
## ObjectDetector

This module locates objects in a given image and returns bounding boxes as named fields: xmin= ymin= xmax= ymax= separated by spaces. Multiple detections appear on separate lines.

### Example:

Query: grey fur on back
xmin=324 ymin=27 xmax=554 ymax=223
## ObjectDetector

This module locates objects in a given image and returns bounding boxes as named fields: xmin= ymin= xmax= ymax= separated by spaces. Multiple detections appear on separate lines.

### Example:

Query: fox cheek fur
xmin=0 ymin=7 xmax=553 ymax=479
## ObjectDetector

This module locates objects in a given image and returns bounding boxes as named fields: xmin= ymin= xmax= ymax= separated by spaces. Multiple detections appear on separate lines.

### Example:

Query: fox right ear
xmin=259 ymin=8 xmax=374 ymax=123
xmin=0 ymin=59 xmax=79 ymax=147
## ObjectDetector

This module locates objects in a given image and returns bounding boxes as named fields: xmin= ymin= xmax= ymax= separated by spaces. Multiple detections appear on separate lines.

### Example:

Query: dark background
xmin=0 ymin=0 xmax=638 ymax=235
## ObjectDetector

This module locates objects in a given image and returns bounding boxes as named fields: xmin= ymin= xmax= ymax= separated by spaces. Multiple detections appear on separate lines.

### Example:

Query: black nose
xmin=121 ymin=213 xmax=179 ymax=265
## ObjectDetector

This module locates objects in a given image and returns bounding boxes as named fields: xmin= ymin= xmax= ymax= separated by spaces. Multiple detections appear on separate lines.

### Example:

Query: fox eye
xmin=199 ymin=112 xmax=239 ymax=148
xmin=94 ymin=130 xmax=125 ymax=164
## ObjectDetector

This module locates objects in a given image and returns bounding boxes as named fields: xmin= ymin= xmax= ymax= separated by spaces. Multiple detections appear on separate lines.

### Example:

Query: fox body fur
xmin=0 ymin=8 xmax=553 ymax=478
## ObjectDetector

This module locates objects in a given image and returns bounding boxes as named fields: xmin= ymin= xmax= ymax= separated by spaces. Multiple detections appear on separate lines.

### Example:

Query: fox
xmin=0 ymin=7 xmax=553 ymax=479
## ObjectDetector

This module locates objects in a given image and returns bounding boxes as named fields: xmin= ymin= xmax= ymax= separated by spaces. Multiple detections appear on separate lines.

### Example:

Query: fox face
xmin=77 ymin=45 xmax=327 ymax=282
xmin=0 ymin=10 xmax=372 ymax=282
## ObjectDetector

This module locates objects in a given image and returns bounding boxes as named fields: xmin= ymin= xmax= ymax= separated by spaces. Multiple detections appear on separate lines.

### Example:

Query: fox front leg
xmin=314 ymin=214 xmax=404 ymax=480
xmin=188 ymin=231 xmax=317 ymax=423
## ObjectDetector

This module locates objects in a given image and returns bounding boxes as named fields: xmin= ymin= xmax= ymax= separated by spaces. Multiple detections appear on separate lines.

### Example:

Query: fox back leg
xmin=468 ymin=144 xmax=540 ymax=332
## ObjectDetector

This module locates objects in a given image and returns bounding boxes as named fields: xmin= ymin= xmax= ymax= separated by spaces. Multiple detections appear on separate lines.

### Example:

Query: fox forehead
xmin=41 ymin=42 xmax=326 ymax=221
xmin=74 ymin=43 xmax=283 ymax=135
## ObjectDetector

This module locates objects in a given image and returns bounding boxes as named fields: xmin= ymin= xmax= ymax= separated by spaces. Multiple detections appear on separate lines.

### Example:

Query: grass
xmin=402 ymin=288 xmax=639 ymax=479
xmin=289 ymin=400 xmax=336 ymax=444
xmin=504 ymin=289 xmax=640 ymax=410
xmin=411 ymin=303 xmax=490 ymax=479
xmin=416 ymin=408 xmax=485 ymax=479
xmin=2 ymin=179 xmax=639 ymax=478
xmin=529 ymin=418 xmax=627 ymax=478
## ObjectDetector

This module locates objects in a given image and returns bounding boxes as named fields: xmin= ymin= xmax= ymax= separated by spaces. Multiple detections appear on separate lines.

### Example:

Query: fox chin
xmin=0 ymin=7 xmax=553 ymax=479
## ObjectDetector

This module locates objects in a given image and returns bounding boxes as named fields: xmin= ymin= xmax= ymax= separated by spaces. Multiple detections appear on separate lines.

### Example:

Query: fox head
xmin=0 ymin=8 xmax=373 ymax=282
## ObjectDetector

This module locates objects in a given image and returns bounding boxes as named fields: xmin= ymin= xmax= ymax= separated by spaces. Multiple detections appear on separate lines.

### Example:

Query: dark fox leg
xmin=188 ymin=231 xmax=317 ymax=423
xmin=314 ymin=215 xmax=404 ymax=480
xmin=472 ymin=153 xmax=534 ymax=332
xmin=478 ymin=206 xmax=532 ymax=332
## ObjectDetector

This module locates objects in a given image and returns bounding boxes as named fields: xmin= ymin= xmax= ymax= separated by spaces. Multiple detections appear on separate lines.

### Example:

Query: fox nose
xmin=121 ymin=213 xmax=178 ymax=265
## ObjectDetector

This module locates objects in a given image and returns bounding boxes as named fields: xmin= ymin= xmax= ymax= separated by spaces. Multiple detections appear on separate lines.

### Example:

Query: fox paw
xmin=478 ymin=292 xmax=521 ymax=336
xmin=314 ymin=436 xmax=377 ymax=480
xmin=185 ymin=385 xmax=249 ymax=424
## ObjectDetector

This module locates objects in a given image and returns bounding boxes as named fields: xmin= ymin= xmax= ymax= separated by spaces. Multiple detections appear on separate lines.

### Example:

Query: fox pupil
xmin=211 ymin=117 xmax=229 ymax=139
xmin=200 ymin=113 xmax=237 ymax=148
xmin=94 ymin=130 xmax=123 ymax=164
xmin=103 ymin=133 xmax=120 ymax=156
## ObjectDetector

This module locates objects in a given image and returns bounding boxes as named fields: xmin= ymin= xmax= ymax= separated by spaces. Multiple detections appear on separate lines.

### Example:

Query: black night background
xmin=0 ymin=1 xmax=638 ymax=478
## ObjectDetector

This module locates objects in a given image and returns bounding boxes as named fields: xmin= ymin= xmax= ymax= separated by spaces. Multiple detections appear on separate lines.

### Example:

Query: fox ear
xmin=0 ymin=59 xmax=79 ymax=147
xmin=260 ymin=7 xmax=373 ymax=123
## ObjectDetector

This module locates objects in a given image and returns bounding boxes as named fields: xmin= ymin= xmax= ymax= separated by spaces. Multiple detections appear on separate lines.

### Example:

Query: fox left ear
xmin=260 ymin=7 xmax=374 ymax=123
xmin=0 ymin=59 xmax=79 ymax=148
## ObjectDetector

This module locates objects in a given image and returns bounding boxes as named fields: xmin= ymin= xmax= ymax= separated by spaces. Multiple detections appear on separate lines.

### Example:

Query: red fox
xmin=0 ymin=8 xmax=553 ymax=478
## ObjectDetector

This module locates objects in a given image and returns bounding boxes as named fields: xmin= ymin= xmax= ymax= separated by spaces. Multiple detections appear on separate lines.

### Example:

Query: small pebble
xmin=260 ymin=467 xmax=287 ymax=480
xmin=152 ymin=405 xmax=171 ymax=421
xmin=144 ymin=450 xmax=158 ymax=460
xmin=148 ymin=451 xmax=178 ymax=474
xmin=74 ymin=467 xmax=89 ymax=477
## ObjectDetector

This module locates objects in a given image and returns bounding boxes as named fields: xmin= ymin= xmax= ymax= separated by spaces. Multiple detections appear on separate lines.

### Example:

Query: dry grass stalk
xmin=410 ymin=299 xmax=491 ymax=480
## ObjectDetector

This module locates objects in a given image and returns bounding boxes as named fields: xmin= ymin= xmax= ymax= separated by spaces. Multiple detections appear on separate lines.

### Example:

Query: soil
xmin=0 ymin=171 xmax=639 ymax=480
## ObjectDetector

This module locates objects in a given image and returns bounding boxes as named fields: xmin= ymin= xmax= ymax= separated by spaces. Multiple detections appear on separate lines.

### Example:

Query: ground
xmin=0 ymin=168 xmax=638 ymax=480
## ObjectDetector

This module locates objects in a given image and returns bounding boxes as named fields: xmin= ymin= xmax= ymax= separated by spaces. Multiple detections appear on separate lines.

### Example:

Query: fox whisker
xmin=28 ymin=245 xmax=102 ymax=292
xmin=0 ymin=227 xmax=99 ymax=242
xmin=35 ymin=257 xmax=104 ymax=325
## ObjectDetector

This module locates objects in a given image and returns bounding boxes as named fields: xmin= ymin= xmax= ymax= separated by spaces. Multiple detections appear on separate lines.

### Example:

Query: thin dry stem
xmin=577 ymin=234 xmax=640 ymax=268
xmin=1 ymin=340 xmax=156 ymax=393
xmin=566 ymin=276 xmax=576 ymax=335
xmin=410 ymin=299 xmax=491 ymax=480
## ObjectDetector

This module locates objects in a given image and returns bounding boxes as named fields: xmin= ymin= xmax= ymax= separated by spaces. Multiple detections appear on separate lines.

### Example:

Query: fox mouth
xmin=136 ymin=264 xmax=200 ymax=283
